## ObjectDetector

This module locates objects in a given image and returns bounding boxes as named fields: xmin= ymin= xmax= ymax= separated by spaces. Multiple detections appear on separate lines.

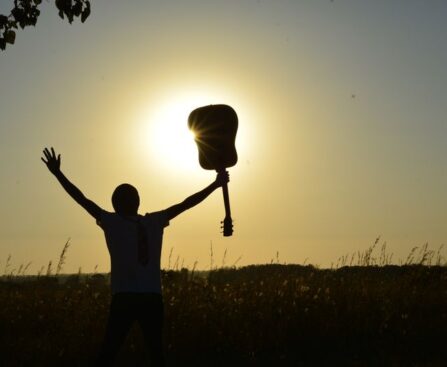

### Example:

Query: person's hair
xmin=112 ymin=183 xmax=140 ymax=215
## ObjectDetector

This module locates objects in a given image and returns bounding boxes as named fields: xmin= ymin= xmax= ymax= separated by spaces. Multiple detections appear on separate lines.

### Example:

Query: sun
xmin=138 ymin=93 xmax=217 ymax=173
xmin=148 ymin=101 xmax=198 ymax=171
xmin=136 ymin=88 xmax=250 ymax=176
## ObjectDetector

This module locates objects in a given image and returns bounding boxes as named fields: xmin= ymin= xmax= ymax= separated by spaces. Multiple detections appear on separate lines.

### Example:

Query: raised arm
xmin=165 ymin=171 xmax=229 ymax=221
xmin=41 ymin=147 xmax=102 ymax=220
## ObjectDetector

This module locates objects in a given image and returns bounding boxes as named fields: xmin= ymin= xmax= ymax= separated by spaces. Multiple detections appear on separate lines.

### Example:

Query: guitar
xmin=188 ymin=104 xmax=238 ymax=236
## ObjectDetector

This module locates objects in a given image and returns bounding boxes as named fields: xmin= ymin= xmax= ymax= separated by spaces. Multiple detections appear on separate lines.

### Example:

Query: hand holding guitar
xmin=214 ymin=171 xmax=230 ymax=188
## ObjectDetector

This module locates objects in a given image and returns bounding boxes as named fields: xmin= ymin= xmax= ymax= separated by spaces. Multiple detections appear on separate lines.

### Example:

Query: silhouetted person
xmin=41 ymin=147 xmax=229 ymax=367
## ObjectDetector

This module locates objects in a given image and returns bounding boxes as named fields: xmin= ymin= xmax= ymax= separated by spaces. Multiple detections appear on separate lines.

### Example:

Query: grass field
xmin=1 ymin=243 xmax=446 ymax=366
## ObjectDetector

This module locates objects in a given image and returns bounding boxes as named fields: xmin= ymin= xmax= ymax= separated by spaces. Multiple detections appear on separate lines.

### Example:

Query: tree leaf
xmin=4 ymin=30 xmax=16 ymax=44
xmin=72 ymin=1 xmax=82 ymax=17
xmin=81 ymin=2 xmax=90 ymax=23
xmin=11 ymin=8 xmax=24 ymax=23
xmin=0 ymin=38 xmax=6 ymax=50
xmin=0 ymin=15 xmax=8 ymax=27
xmin=9 ymin=20 xmax=18 ymax=29
xmin=55 ymin=0 xmax=64 ymax=12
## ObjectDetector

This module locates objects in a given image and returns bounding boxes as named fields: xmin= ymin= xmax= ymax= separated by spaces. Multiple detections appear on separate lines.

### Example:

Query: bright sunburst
xmin=138 ymin=92 xmax=223 ymax=173
xmin=149 ymin=101 xmax=198 ymax=171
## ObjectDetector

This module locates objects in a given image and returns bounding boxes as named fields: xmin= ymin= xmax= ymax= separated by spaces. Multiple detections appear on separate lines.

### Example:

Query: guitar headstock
xmin=221 ymin=217 xmax=233 ymax=237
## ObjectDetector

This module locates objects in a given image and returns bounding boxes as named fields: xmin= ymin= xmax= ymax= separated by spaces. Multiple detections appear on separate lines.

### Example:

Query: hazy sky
xmin=1 ymin=0 xmax=446 ymax=273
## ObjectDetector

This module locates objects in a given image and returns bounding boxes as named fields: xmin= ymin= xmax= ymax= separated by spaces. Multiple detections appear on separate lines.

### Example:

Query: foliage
xmin=1 ymin=262 xmax=446 ymax=366
xmin=0 ymin=0 xmax=90 ymax=51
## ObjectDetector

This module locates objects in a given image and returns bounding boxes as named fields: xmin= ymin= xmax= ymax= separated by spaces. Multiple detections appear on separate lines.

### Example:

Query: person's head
xmin=112 ymin=183 xmax=140 ymax=215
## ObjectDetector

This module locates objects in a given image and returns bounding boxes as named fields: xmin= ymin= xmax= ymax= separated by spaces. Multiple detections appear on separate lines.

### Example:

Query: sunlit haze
xmin=1 ymin=0 xmax=446 ymax=273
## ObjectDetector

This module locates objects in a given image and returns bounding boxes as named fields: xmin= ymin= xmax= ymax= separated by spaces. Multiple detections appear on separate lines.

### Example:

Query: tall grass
xmin=331 ymin=237 xmax=445 ymax=268
xmin=0 ymin=239 xmax=446 ymax=366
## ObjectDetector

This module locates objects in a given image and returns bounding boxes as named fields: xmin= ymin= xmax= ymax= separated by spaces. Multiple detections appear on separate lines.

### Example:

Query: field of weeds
xmin=1 ymin=243 xmax=446 ymax=366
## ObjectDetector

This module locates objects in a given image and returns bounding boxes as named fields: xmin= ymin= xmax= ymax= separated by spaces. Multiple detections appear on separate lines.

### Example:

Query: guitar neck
xmin=221 ymin=181 xmax=232 ymax=219
xmin=218 ymin=169 xmax=233 ymax=236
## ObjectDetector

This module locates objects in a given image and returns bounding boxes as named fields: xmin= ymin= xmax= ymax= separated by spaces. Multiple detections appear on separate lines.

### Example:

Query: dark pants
xmin=96 ymin=292 xmax=165 ymax=367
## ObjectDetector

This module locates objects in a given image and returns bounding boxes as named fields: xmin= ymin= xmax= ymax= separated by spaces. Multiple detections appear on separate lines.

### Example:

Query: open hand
xmin=41 ymin=147 xmax=61 ymax=175
xmin=215 ymin=170 xmax=230 ymax=187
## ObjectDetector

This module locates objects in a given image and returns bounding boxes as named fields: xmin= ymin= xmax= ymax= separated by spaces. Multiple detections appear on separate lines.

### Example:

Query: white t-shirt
xmin=97 ymin=210 xmax=169 ymax=295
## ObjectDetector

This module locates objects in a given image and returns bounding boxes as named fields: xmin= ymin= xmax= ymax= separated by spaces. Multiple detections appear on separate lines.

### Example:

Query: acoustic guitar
xmin=188 ymin=104 xmax=238 ymax=236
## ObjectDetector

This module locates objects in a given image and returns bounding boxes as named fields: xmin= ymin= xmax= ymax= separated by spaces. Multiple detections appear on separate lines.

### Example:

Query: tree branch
xmin=0 ymin=0 xmax=91 ymax=51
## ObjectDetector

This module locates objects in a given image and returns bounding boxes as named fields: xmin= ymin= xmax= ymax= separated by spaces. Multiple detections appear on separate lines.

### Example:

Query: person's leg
xmin=96 ymin=293 xmax=135 ymax=367
xmin=137 ymin=293 xmax=165 ymax=367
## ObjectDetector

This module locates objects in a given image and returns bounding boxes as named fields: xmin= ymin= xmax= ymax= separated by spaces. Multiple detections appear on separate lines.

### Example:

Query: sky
xmin=1 ymin=0 xmax=446 ymax=273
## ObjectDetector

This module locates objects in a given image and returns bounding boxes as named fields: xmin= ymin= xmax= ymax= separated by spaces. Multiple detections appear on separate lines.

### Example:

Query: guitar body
xmin=188 ymin=104 xmax=238 ymax=236
xmin=188 ymin=104 xmax=238 ymax=171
